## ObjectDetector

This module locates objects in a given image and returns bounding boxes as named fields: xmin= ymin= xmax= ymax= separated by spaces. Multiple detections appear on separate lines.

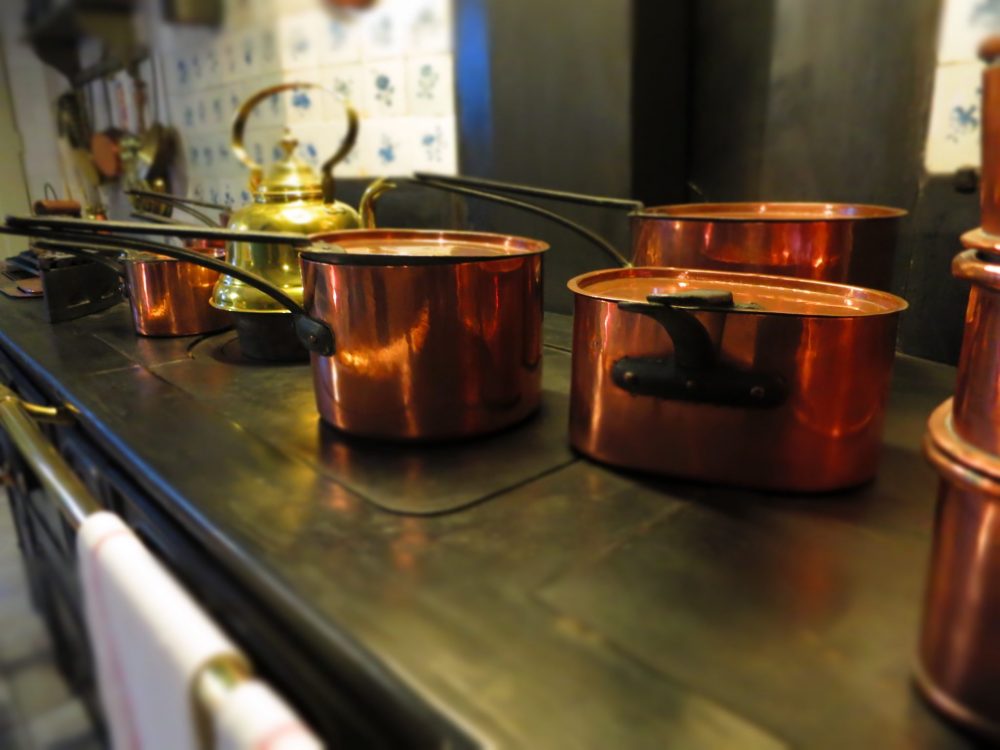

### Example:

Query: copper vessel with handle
xmin=567 ymin=267 xmax=907 ymax=491
xmin=414 ymin=173 xmax=906 ymax=290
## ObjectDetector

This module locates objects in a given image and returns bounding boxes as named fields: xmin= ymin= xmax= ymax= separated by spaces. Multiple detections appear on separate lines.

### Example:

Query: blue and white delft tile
xmin=318 ymin=13 xmax=363 ymax=66
xmin=217 ymin=34 xmax=242 ymax=84
xmin=364 ymin=61 xmax=406 ymax=117
xmin=408 ymin=116 xmax=457 ymax=174
xmin=258 ymin=27 xmax=281 ymax=76
xmin=406 ymin=53 xmax=454 ymax=117
xmin=322 ymin=64 xmax=365 ymax=118
xmin=279 ymin=11 xmax=323 ymax=71
xmin=938 ymin=0 xmax=1000 ymax=64
xmin=362 ymin=1 xmax=411 ymax=61
xmin=364 ymin=117 xmax=414 ymax=176
xmin=409 ymin=0 xmax=452 ymax=54
xmin=925 ymin=61 xmax=984 ymax=173
xmin=281 ymin=75 xmax=324 ymax=124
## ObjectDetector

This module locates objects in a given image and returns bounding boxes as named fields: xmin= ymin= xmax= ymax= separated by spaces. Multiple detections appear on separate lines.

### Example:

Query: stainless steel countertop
xmin=0 ymin=295 xmax=973 ymax=748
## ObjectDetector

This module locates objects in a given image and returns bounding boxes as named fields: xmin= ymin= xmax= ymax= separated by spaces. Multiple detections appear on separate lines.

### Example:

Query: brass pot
xmin=211 ymin=82 xmax=362 ymax=360
xmin=919 ymin=399 xmax=1000 ymax=742
xmin=566 ymin=267 xmax=907 ymax=491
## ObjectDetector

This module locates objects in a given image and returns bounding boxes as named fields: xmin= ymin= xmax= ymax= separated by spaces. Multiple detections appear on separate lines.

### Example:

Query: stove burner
xmin=187 ymin=330 xmax=306 ymax=368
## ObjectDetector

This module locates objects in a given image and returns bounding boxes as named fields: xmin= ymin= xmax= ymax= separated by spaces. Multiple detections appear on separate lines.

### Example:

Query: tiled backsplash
xmin=924 ymin=0 xmax=998 ymax=174
xmin=156 ymin=0 xmax=457 ymax=207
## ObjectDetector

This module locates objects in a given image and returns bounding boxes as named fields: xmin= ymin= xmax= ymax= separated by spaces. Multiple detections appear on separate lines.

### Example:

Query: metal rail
xmin=0 ymin=382 xmax=254 ymax=746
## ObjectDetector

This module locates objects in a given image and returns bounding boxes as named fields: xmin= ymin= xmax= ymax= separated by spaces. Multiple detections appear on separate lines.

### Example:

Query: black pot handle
xmin=0 ymin=225 xmax=336 ymax=356
xmin=612 ymin=293 xmax=786 ymax=408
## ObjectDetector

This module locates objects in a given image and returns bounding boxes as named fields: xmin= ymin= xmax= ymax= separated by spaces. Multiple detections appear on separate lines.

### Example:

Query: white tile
xmin=258 ymin=26 xmax=281 ymax=76
xmin=363 ymin=60 xmax=407 ymax=117
xmin=206 ymin=90 xmax=230 ymax=130
xmin=362 ymin=1 xmax=412 ymax=61
xmin=938 ymin=0 xmax=999 ymax=64
xmin=278 ymin=10 xmax=324 ymax=71
xmin=409 ymin=0 xmax=452 ymax=54
xmin=202 ymin=44 xmax=223 ymax=88
xmin=318 ymin=12 xmax=364 ymax=65
xmin=406 ymin=53 xmax=454 ymax=116
xmin=408 ymin=115 xmax=458 ymax=174
xmin=364 ymin=117 xmax=414 ymax=176
xmin=323 ymin=64 xmax=365 ymax=117
xmin=217 ymin=32 xmax=243 ymax=84
xmin=925 ymin=61 xmax=984 ymax=174
xmin=280 ymin=76 xmax=325 ymax=124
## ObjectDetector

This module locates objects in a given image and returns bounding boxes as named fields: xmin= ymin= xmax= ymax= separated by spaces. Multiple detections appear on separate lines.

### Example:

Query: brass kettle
xmin=211 ymin=82 xmax=361 ymax=314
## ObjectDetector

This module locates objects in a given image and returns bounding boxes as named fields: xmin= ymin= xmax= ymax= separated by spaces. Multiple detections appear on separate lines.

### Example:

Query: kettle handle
xmin=231 ymin=82 xmax=359 ymax=197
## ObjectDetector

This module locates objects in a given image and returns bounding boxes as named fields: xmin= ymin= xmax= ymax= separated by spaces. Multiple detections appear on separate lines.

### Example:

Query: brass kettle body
xmin=211 ymin=83 xmax=361 ymax=314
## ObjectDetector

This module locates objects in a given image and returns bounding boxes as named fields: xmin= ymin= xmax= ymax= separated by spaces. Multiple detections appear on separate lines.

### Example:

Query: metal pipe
xmin=0 ymin=383 xmax=257 ymax=744
xmin=0 ymin=384 xmax=99 ymax=528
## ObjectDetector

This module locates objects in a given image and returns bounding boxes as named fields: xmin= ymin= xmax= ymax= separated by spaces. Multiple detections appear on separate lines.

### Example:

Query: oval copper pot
xmin=566 ymin=266 xmax=907 ymax=491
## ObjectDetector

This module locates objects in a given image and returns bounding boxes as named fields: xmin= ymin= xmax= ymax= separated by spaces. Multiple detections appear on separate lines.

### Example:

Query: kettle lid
xmin=256 ymin=132 xmax=323 ymax=200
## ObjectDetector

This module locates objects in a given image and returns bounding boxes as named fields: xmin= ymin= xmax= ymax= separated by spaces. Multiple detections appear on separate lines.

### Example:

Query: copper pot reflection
xmin=125 ymin=240 xmax=231 ymax=337
xmin=567 ymin=267 xmax=907 ymax=491
xmin=630 ymin=203 xmax=905 ymax=290
xmin=918 ymin=400 xmax=1000 ymax=742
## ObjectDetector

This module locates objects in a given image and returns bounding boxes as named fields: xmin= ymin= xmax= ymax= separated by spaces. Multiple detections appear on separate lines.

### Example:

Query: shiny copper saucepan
xmin=2 ymin=218 xmax=547 ymax=441
xmin=566 ymin=267 xmax=908 ymax=491
xmin=414 ymin=173 xmax=906 ymax=290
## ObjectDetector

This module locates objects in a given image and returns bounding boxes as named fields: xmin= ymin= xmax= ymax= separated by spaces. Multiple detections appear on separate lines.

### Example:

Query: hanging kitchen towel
xmin=77 ymin=510 xmax=248 ymax=750
xmin=212 ymin=679 xmax=323 ymax=750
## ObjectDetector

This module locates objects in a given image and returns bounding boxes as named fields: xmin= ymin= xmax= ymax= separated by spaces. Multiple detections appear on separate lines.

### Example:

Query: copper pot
xmin=566 ymin=267 xmax=907 ymax=491
xmin=301 ymin=230 xmax=546 ymax=440
xmin=630 ymin=203 xmax=905 ymax=289
xmin=918 ymin=399 xmax=1000 ymax=741
xmin=413 ymin=174 xmax=906 ymax=289
xmin=124 ymin=240 xmax=231 ymax=337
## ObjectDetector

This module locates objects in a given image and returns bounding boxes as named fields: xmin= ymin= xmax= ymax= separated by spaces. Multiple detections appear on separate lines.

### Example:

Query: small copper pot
xmin=949 ymin=247 xmax=1000 ymax=453
xmin=567 ymin=267 xmax=907 ymax=491
xmin=125 ymin=240 xmax=231 ymax=337
xmin=630 ymin=203 xmax=906 ymax=290
xmin=918 ymin=399 xmax=1000 ymax=742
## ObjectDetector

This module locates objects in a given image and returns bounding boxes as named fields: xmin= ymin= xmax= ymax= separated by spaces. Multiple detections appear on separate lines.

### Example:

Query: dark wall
xmin=447 ymin=0 xmax=691 ymax=314
xmin=688 ymin=0 xmax=976 ymax=363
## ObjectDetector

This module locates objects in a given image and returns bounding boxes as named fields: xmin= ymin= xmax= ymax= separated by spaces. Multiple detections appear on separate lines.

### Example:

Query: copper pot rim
xmin=960 ymin=228 xmax=1000 ymax=255
xmin=953 ymin=247 xmax=1000 ymax=289
xmin=307 ymin=228 xmax=549 ymax=263
xmin=632 ymin=202 xmax=907 ymax=222
xmin=128 ymin=247 xmax=227 ymax=264
xmin=566 ymin=266 xmax=908 ymax=318
xmin=925 ymin=399 xmax=1000 ymax=493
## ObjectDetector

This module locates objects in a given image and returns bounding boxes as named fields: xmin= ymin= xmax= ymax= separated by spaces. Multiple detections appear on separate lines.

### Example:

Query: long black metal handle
xmin=0 ymin=225 xmax=335 ymax=356
xmin=413 ymin=172 xmax=644 ymax=211
xmin=5 ymin=215 xmax=312 ymax=247
xmin=410 ymin=178 xmax=632 ymax=269
xmin=612 ymin=294 xmax=786 ymax=408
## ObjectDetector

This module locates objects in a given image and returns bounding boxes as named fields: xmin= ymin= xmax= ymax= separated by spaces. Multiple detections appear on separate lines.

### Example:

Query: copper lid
xmin=567 ymin=267 xmax=908 ymax=317
xmin=636 ymin=201 xmax=907 ymax=222
xmin=303 ymin=229 xmax=549 ymax=264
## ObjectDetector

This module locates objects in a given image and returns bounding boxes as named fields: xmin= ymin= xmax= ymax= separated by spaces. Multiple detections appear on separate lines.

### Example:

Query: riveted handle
xmin=231 ymin=82 xmax=359 ymax=196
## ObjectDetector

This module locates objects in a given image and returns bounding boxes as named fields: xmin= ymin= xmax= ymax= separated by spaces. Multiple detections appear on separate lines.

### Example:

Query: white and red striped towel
xmin=77 ymin=511 xmax=322 ymax=750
